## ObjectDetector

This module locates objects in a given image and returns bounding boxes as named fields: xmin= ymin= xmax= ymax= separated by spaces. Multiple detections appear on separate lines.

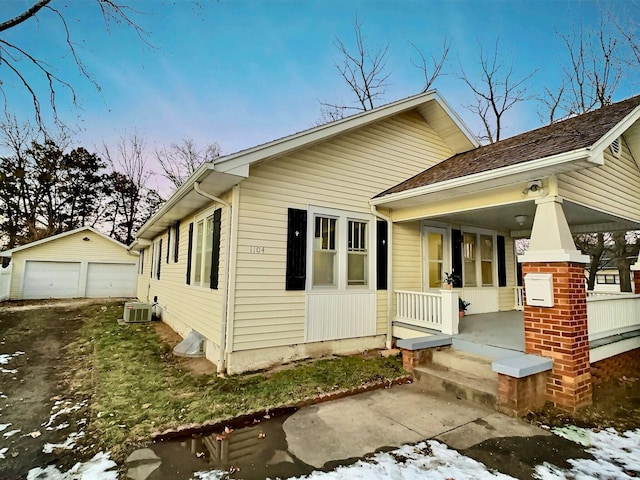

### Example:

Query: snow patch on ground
xmin=0 ymin=351 xmax=25 ymax=365
xmin=0 ymin=447 xmax=7 ymax=459
xmin=534 ymin=428 xmax=640 ymax=479
xmin=3 ymin=428 xmax=20 ymax=437
xmin=0 ymin=423 xmax=11 ymax=431
xmin=42 ymin=400 xmax=87 ymax=429
xmin=43 ymin=431 xmax=85 ymax=454
xmin=26 ymin=452 xmax=118 ymax=480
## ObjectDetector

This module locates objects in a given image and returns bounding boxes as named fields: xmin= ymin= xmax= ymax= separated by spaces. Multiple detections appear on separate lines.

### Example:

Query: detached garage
xmin=1 ymin=226 xmax=138 ymax=300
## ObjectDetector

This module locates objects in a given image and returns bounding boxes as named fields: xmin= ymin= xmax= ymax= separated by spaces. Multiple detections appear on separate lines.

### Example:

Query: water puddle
xmin=144 ymin=409 xmax=318 ymax=479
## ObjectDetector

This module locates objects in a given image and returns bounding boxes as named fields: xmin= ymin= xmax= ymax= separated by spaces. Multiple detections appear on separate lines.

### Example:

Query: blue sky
xmin=2 ymin=0 xmax=640 ymax=174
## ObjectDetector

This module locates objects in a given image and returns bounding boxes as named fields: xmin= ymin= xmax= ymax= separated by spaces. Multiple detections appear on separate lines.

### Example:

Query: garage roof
xmin=0 ymin=226 xmax=134 ymax=258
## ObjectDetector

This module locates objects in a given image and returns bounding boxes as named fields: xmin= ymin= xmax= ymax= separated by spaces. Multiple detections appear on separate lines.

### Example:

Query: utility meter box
xmin=524 ymin=273 xmax=554 ymax=307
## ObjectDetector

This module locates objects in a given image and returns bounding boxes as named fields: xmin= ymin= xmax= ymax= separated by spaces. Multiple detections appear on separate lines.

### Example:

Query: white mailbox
xmin=524 ymin=273 xmax=554 ymax=307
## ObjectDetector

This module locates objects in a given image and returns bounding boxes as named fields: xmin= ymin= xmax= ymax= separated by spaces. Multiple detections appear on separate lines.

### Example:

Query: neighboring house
xmin=0 ymin=226 xmax=138 ymax=300
xmin=591 ymin=269 xmax=623 ymax=293
xmin=130 ymin=91 xmax=640 ymax=386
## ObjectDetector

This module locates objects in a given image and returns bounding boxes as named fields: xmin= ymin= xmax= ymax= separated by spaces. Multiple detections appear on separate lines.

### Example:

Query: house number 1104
xmin=250 ymin=246 xmax=266 ymax=254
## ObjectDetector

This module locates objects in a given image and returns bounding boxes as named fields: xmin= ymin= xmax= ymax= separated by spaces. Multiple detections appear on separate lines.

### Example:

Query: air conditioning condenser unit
xmin=123 ymin=302 xmax=152 ymax=323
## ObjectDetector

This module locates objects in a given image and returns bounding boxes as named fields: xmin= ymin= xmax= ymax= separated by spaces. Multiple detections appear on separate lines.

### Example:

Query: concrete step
xmin=413 ymin=349 xmax=498 ymax=409
xmin=431 ymin=349 xmax=495 ymax=379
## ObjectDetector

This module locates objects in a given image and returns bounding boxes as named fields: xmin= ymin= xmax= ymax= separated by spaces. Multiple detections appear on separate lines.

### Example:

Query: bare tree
xmin=541 ymin=11 xmax=634 ymax=123
xmin=458 ymin=38 xmax=537 ymax=143
xmin=575 ymin=233 xmax=607 ymax=291
xmin=0 ymin=1 xmax=146 ymax=130
xmin=102 ymin=133 xmax=162 ymax=244
xmin=410 ymin=38 xmax=450 ymax=93
xmin=156 ymin=139 xmax=221 ymax=190
xmin=318 ymin=16 xmax=391 ymax=122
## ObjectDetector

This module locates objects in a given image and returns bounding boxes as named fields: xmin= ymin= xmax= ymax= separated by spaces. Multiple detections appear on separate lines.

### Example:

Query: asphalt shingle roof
xmin=376 ymin=95 xmax=640 ymax=198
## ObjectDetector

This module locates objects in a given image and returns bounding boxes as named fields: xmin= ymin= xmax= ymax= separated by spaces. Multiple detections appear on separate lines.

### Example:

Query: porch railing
xmin=514 ymin=286 xmax=524 ymax=311
xmin=587 ymin=293 xmax=640 ymax=341
xmin=395 ymin=290 xmax=459 ymax=335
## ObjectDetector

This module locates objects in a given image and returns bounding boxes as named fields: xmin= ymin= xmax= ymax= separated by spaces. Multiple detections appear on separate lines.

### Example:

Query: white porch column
xmin=440 ymin=289 xmax=459 ymax=335
xmin=519 ymin=196 xmax=589 ymax=264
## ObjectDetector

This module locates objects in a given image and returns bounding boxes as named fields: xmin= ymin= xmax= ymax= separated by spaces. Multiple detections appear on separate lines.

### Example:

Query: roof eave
xmin=135 ymin=164 xmax=247 ymax=240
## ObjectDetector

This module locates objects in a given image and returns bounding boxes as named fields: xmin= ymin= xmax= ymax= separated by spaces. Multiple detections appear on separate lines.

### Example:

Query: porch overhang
xmin=134 ymin=163 xmax=247 ymax=242
xmin=370 ymin=149 xmax=640 ymax=236
xmin=371 ymin=148 xmax=598 ymax=210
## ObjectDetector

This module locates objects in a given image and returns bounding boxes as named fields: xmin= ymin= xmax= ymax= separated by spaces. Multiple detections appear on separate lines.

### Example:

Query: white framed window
xmin=151 ymin=239 xmax=162 ymax=280
xmin=422 ymin=225 xmax=448 ymax=289
xmin=192 ymin=214 xmax=214 ymax=287
xmin=347 ymin=220 xmax=368 ymax=286
xmin=462 ymin=227 xmax=496 ymax=287
xmin=308 ymin=206 xmax=374 ymax=291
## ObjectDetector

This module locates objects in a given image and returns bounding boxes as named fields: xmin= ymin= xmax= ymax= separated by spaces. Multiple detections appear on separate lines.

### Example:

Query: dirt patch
xmin=526 ymin=369 xmax=640 ymax=431
xmin=0 ymin=299 xmax=114 ymax=479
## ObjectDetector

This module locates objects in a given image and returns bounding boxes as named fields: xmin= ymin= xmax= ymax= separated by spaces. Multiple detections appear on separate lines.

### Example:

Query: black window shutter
xmin=186 ymin=223 xmax=193 ymax=284
xmin=210 ymin=209 xmax=222 ymax=289
xmin=451 ymin=229 xmax=463 ymax=288
xmin=174 ymin=221 xmax=180 ymax=263
xmin=497 ymin=235 xmax=507 ymax=287
xmin=286 ymin=208 xmax=307 ymax=290
xmin=150 ymin=245 xmax=154 ymax=278
xmin=376 ymin=220 xmax=388 ymax=290
xmin=157 ymin=239 xmax=162 ymax=280
xmin=166 ymin=228 xmax=171 ymax=263
xmin=139 ymin=250 xmax=144 ymax=274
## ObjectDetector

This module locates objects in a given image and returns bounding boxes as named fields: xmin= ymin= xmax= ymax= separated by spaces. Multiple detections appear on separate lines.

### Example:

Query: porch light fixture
xmin=514 ymin=215 xmax=528 ymax=226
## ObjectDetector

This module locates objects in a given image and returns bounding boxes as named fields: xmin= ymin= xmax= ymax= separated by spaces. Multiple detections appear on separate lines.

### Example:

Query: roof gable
xmin=376 ymin=95 xmax=640 ymax=199
xmin=1 ymin=226 xmax=132 ymax=257
xmin=135 ymin=90 xmax=479 ymax=241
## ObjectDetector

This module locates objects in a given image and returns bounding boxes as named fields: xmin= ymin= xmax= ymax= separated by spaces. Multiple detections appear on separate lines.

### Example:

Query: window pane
xmin=348 ymin=221 xmax=367 ymax=286
xmin=313 ymin=251 xmax=335 ymax=286
xmin=428 ymin=262 xmax=442 ymax=288
xmin=348 ymin=253 xmax=367 ymax=285
xmin=315 ymin=216 xmax=336 ymax=251
xmin=480 ymin=235 xmax=493 ymax=286
xmin=203 ymin=217 xmax=214 ymax=285
xmin=194 ymin=221 xmax=203 ymax=284
xmin=427 ymin=233 xmax=443 ymax=261
xmin=481 ymin=261 xmax=493 ymax=285
xmin=463 ymin=233 xmax=477 ymax=287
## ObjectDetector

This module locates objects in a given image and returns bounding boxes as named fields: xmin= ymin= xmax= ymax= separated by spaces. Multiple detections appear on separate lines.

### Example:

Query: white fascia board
xmin=215 ymin=91 xmax=478 ymax=174
xmin=590 ymin=104 xmax=640 ymax=158
xmin=371 ymin=147 xmax=594 ymax=206
xmin=135 ymin=163 xmax=246 ymax=239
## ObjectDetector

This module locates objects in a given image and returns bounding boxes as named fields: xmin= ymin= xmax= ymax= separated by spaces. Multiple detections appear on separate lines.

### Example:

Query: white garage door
xmin=23 ymin=261 xmax=81 ymax=299
xmin=85 ymin=263 xmax=137 ymax=298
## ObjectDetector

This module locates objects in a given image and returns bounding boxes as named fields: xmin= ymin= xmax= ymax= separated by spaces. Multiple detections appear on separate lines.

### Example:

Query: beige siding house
xmin=131 ymin=91 xmax=640 ymax=378
xmin=1 ymin=226 xmax=138 ymax=300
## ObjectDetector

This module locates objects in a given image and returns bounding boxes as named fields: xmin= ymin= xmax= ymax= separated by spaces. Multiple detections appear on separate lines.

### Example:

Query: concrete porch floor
xmin=455 ymin=311 xmax=525 ymax=358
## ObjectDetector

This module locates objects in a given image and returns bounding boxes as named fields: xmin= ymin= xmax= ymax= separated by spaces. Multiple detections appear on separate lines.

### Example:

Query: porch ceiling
xmin=422 ymin=199 xmax=640 ymax=238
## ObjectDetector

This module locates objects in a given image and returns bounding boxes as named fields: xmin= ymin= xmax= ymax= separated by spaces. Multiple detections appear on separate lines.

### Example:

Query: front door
xmin=422 ymin=226 xmax=448 ymax=291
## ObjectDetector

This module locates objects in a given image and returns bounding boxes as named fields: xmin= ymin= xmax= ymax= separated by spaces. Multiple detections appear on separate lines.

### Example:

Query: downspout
xmin=370 ymin=205 xmax=393 ymax=349
xmin=194 ymin=182 xmax=232 ymax=374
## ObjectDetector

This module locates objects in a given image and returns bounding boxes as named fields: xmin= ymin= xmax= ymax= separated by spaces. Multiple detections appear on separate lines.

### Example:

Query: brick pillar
xmin=522 ymin=262 xmax=592 ymax=412
xmin=633 ymin=270 xmax=640 ymax=294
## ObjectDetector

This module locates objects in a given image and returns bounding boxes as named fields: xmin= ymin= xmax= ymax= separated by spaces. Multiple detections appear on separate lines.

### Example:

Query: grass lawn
xmin=68 ymin=301 xmax=406 ymax=459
